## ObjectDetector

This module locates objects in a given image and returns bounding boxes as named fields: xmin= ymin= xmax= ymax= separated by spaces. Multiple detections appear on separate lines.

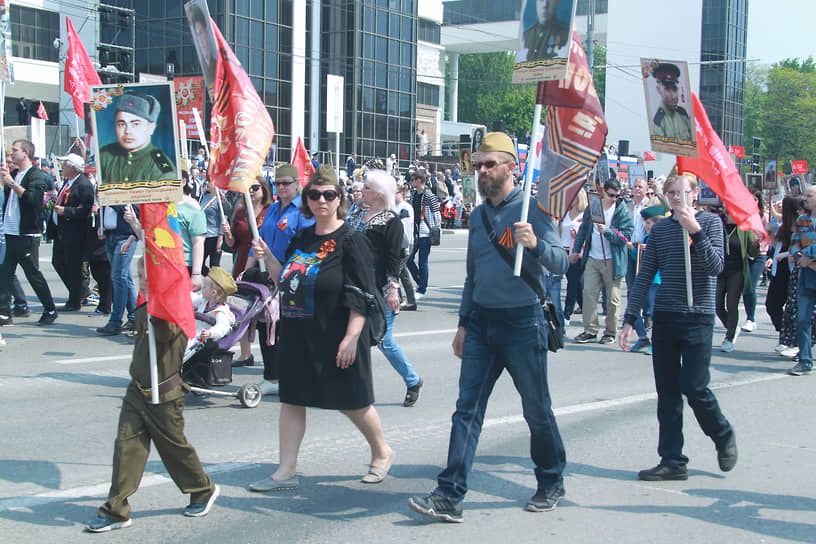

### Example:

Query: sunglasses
xmin=473 ymin=160 xmax=510 ymax=170
xmin=273 ymin=180 xmax=296 ymax=187
xmin=249 ymin=184 xmax=262 ymax=192
xmin=606 ymin=191 xmax=621 ymax=198
xmin=306 ymin=189 xmax=339 ymax=202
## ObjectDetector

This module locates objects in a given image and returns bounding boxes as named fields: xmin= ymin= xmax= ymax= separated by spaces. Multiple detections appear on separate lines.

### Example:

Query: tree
xmin=586 ymin=43 xmax=606 ymax=110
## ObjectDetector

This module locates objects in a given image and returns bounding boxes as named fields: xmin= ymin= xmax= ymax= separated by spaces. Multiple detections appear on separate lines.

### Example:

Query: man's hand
xmin=1 ymin=164 xmax=13 ymax=186
xmin=513 ymin=221 xmax=538 ymax=250
xmin=596 ymin=223 xmax=606 ymax=234
xmin=569 ymin=253 xmax=580 ymax=264
xmin=799 ymin=255 xmax=813 ymax=268
xmin=55 ymin=205 xmax=64 ymax=216
xmin=618 ymin=323 xmax=633 ymax=351
xmin=452 ymin=326 xmax=466 ymax=359
xmin=675 ymin=207 xmax=701 ymax=234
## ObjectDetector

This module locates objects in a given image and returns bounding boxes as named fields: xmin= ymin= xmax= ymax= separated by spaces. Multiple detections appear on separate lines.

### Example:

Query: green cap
xmin=310 ymin=165 xmax=338 ymax=186
xmin=276 ymin=163 xmax=298 ymax=180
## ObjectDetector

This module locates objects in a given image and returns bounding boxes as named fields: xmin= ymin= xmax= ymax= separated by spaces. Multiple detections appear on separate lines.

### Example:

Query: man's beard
xmin=478 ymin=175 xmax=503 ymax=199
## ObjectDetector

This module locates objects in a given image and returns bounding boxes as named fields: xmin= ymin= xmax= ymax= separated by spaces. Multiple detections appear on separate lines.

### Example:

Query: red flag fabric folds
xmin=792 ymin=160 xmax=808 ymax=174
xmin=643 ymin=151 xmax=656 ymax=161
xmin=208 ymin=20 xmax=275 ymax=193
xmin=291 ymin=137 xmax=315 ymax=186
xmin=142 ymin=202 xmax=196 ymax=339
xmin=677 ymin=93 xmax=765 ymax=237
xmin=536 ymin=32 xmax=608 ymax=219
xmin=64 ymin=17 xmax=101 ymax=120
xmin=728 ymin=145 xmax=745 ymax=159
xmin=36 ymin=101 xmax=48 ymax=121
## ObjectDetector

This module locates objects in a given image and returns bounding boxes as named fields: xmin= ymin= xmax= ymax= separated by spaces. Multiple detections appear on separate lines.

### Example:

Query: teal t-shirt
xmin=176 ymin=199 xmax=207 ymax=266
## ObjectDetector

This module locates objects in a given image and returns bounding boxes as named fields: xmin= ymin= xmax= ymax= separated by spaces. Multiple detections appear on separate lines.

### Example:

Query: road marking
xmin=54 ymin=355 xmax=132 ymax=365
xmin=0 ymin=372 xmax=787 ymax=513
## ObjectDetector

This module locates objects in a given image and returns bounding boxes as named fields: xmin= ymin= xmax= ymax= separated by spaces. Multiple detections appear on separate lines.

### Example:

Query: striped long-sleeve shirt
xmin=624 ymin=210 xmax=724 ymax=326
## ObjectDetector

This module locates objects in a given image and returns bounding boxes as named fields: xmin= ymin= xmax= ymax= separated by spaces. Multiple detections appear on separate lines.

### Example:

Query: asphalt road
xmin=0 ymin=232 xmax=814 ymax=543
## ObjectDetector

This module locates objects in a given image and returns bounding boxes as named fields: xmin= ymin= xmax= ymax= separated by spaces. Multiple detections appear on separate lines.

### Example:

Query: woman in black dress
xmin=248 ymin=166 xmax=395 ymax=492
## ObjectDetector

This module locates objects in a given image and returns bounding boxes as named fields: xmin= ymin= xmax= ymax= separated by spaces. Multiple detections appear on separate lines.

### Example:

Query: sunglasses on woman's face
xmin=306 ymin=189 xmax=339 ymax=202
xmin=249 ymin=184 xmax=262 ymax=192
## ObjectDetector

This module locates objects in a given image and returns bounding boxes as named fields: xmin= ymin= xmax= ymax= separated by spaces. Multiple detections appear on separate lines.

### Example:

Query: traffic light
xmin=751 ymin=137 xmax=761 ymax=174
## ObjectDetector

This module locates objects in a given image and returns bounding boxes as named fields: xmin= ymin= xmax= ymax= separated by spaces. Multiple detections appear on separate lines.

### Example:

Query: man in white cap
xmin=46 ymin=153 xmax=94 ymax=311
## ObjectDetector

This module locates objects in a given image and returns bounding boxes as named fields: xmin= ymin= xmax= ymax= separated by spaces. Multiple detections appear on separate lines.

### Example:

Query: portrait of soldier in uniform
xmin=522 ymin=0 xmax=571 ymax=62
xmin=185 ymin=0 xmax=217 ymax=91
xmin=649 ymin=63 xmax=694 ymax=142
xmin=98 ymin=91 xmax=177 ymax=185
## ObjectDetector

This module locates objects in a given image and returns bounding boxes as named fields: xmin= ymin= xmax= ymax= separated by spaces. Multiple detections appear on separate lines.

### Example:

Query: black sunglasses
xmin=606 ymin=191 xmax=621 ymax=198
xmin=473 ymin=160 xmax=509 ymax=170
xmin=273 ymin=180 xmax=296 ymax=187
xmin=306 ymin=189 xmax=339 ymax=202
xmin=249 ymin=184 xmax=262 ymax=192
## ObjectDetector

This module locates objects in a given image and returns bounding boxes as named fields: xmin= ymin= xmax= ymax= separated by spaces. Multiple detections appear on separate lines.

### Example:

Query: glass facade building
xmin=699 ymin=0 xmax=747 ymax=147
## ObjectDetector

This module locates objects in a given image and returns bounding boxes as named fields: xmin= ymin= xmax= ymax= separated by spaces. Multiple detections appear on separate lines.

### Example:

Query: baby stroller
xmin=182 ymin=280 xmax=277 ymax=408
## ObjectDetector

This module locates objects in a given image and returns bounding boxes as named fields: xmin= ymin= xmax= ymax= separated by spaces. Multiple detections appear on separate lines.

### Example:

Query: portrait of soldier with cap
xmin=647 ymin=62 xmax=695 ymax=142
xmin=185 ymin=0 xmax=217 ymax=91
xmin=521 ymin=0 xmax=572 ymax=62
xmin=97 ymin=88 xmax=178 ymax=186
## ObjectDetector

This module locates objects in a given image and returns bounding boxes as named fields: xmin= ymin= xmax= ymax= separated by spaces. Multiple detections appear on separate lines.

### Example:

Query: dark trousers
xmin=52 ymin=237 xmax=85 ymax=307
xmin=564 ymin=260 xmax=583 ymax=319
xmin=0 ymin=234 xmax=55 ymax=314
xmin=11 ymin=275 xmax=27 ymax=310
xmin=651 ymin=318 xmax=733 ymax=467
xmin=89 ymin=258 xmax=113 ymax=314
xmin=257 ymin=320 xmax=279 ymax=381
xmin=407 ymin=236 xmax=431 ymax=294
xmin=765 ymin=264 xmax=790 ymax=332
xmin=399 ymin=247 xmax=416 ymax=305
xmin=99 ymin=387 xmax=214 ymax=522
xmin=716 ymin=269 xmax=743 ymax=342
xmin=741 ymin=257 xmax=765 ymax=322
xmin=203 ymin=236 xmax=222 ymax=272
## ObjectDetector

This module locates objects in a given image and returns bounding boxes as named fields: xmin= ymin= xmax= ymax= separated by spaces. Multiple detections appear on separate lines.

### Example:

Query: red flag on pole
xmin=677 ymin=93 xmax=765 ymax=237
xmin=791 ymin=160 xmax=808 ymax=174
xmin=536 ymin=32 xmax=608 ymax=219
xmin=142 ymin=202 xmax=196 ymax=339
xmin=36 ymin=101 xmax=48 ymax=121
xmin=291 ymin=137 xmax=315 ymax=186
xmin=643 ymin=151 xmax=656 ymax=161
xmin=207 ymin=19 xmax=275 ymax=193
xmin=728 ymin=145 xmax=745 ymax=159
xmin=64 ymin=17 xmax=101 ymax=120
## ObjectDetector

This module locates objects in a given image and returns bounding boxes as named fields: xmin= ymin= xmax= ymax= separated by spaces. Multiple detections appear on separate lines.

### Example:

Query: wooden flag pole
xmin=514 ymin=82 xmax=546 ymax=277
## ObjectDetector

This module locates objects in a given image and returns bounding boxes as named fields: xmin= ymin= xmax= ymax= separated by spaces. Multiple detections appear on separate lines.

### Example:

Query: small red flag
xmin=208 ymin=19 xmax=275 ymax=193
xmin=643 ymin=151 xmax=656 ymax=161
xmin=64 ymin=17 xmax=101 ymax=120
xmin=291 ymin=137 xmax=315 ymax=186
xmin=728 ymin=145 xmax=745 ymax=159
xmin=36 ymin=101 xmax=48 ymax=121
xmin=677 ymin=93 xmax=766 ymax=239
xmin=791 ymin=160 xmax=808 ymax=174
xmin=142 ymin=202 xmax=196 ymax=339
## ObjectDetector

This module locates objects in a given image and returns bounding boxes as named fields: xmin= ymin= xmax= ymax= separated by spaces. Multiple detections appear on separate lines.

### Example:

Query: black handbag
xmin=429 ymin=226 xmax=441 ymax=246
xmin=479 ymin=206 xmax=564 ymax=353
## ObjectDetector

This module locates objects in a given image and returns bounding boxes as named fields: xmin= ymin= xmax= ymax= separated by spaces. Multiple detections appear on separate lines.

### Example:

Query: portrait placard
xmin=641 ymin=58 xmax=698 ymax=158
xmin=588 ymin=192 xmax=603 ymax=223
xmin=184 ymin=0 xmax=217 ymax=95
xmin=462 ymin=173 xmax=477 ymax=207
xmin=763 ymin=157 xmax=778 ymax=190
xmin=90 ymin=82 xmax=182 ymax=205
xmin=512 ymin=0 xmax=576 ymax=83
xmin=745 ymin=172 xmax=763 ymax=193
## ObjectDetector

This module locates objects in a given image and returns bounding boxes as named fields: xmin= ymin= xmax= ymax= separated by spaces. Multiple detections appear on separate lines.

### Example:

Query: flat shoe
xmin=361 ymin=450 xmax=396 ymax=484
xmin=249 ymin=476 xmax=299 ymax=492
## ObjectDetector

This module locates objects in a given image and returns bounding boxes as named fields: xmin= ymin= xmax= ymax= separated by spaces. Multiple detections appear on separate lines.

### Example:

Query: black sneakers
xmin=404 ymin=378 xmax=423 ymax=407
xmin=526 ymin=486 xmax=565 ymax=512
xmin=86 ymin=515 xmax=132 ymax=533
xmin=787 ymin=361 xmax=813 ymax=376
xmin=599 ymin=334 xmax=615 ymax=344
xmin=408 ymin=493 xmax=463 ymax=523
xmin=37 ymin=310 xmax=58 ymax=326
xmin=717 ymin=432 xmax=738 ymax=472
xmin=638 ymin=464 xmax=688 ymax=481
xmin=574 ymin=331 xmax=597 ymax=344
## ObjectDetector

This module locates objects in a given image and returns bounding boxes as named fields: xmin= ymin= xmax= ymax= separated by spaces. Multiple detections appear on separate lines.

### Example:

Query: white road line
xmin=0 ymin=372 xmax=787 ymax=513
xmin=54 ymin=355 xmax=132 ymax=365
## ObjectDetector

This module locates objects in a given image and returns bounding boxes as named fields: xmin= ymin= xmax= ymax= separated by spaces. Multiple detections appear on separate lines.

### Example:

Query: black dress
xmin=276 ymin=222 xmax=377 ymax=409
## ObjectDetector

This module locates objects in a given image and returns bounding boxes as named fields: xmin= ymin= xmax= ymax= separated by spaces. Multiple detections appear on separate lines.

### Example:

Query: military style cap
xmin=478 ymin=132 xmax=517 ymax=159
xmin=116 ymin=91 xmax=161 ymax=123
xmin=310 ymin=164 xmax=338 ymax=186
xmin=276 ymin=163 xmax=298 ymax=180
xmin=654 ymin=63 xmax=681 ymax=88
xmin=206 ymin=266 xmax=237 ymax=296
xmin=641 ymin=205 xmax=667 ymax=220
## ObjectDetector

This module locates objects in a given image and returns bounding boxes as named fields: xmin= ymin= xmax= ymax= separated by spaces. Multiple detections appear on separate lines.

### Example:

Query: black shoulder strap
xmin=478 ymin=205 xmax=547 ymax=304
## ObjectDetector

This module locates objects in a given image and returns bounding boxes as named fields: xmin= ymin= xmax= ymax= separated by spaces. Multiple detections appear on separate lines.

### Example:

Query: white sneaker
xmin=774 ymin=343 xmax=788 ymax=353
xmin=415 ymin=292 xmax=425 ymax=300
xmin=741 ymin=320 xmax=756 ymax=332
xmin=720 ymin=339 xmax=734 ymax=352
xmin=780 ymin=346 xmax=799 ymax=358
xmin=259 ymin=380 xmax=279 ymax=396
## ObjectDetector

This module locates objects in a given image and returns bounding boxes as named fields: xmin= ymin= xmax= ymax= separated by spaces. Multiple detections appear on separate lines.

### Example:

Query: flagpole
xmin=514 ymin=82 xmax=546 ymax=277
xmin=244 ymin=190 xmax=265 ymax=273
xmin=0 ymin=81 xmax=5 ymax=162
xmin=678 ymin=171 xmax=693 ymax=307
xmin=143 ymin=256 xmax=161 ymax=405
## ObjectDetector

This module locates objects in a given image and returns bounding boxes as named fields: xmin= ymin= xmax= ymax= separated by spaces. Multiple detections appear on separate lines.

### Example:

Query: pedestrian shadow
xmin=0 ymin=460 xmax=61 ymax=489
xmin=592 ymin=488 xmax=816 ymax=543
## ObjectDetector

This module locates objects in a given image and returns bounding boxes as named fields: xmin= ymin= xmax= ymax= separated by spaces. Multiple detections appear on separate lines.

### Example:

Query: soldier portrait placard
xmin=513 ymin=0 xmax=576 ymax=83
xmin=641 ymin=58 xmax=698 ymax=158
xmin=90 ymin=82 xmax=182 ymax=205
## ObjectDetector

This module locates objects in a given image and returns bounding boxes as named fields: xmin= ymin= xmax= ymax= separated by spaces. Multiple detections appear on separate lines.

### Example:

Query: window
xmin=418 ymin=19 xmax=439 ymax=44
xmin=10 ymin=5 xmax=58 ymax=63
xmin=417 ymin=82 xmax=439 ymax=106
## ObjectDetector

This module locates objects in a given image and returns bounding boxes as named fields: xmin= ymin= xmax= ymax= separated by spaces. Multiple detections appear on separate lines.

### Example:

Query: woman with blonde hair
xmin=562 ymin=187 xmax=587 ymax=322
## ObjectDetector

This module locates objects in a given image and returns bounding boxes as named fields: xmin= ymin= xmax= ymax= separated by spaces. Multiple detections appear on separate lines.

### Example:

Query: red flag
xmin=36 ymin=101 xmax=48 ymax=121
xmin=291 ymin=137 xmax=315 ymax=186
xmin=64 ymin=17 xmax=101 ymax=120
xmin=208 ymin=20 xmax=275 ymax=193
xmin=536 ymin=32 xmax=608 ymax=219
xmin=677 ymin=93 xmax=765 ymax=238
xmin=792 ymin=160 xmax=808 ymax=174
xmin=728 ymin=145 xmax=745 ymax=159
xmin=142 ymin=202 xmax=196 ymax=339
xmin=643 ymin=151 xmax=656 ymax=161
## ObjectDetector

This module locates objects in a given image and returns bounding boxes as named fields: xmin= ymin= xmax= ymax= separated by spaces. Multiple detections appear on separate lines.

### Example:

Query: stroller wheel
xmin=238 ymin=383 xmax=262 ymax=408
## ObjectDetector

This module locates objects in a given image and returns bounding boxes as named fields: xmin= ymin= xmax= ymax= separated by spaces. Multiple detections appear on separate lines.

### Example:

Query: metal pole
xmin=244 ymin=190 xmax=266 ymax=273
xmin=586 ymin=0 xmax=595 ymax=72
xmin=144 ymin=256 xmax=160 ymax=404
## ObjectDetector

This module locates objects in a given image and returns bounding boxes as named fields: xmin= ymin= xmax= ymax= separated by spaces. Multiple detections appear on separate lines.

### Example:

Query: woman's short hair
xmin=255 ymin=175 xmax=272 ymax=206
xmin=363 ymin=169 xmax=396 ymax=211
xmin=299 ymin=168 xmax=348 ymax=220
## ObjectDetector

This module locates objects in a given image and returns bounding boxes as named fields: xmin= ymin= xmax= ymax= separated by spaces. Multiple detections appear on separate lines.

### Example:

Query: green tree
xmin=587 ymin=43 xmax=606 ymax=110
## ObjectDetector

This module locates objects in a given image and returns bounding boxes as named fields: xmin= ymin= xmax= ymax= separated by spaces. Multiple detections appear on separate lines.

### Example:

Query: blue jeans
xmin=435 ymin=303 xmax=566 ymax=502
xmin=563 ymin=260 xmax=583 ymax=319
xmin=545 ymin=274 xmax=565 ymax=335
xmin=377 ymin=307 xmax=420 ymax=387
xmin=651 ymin=317 xmax=733 ymax=467
xmin=632 ymin=283 xmax=658 ymax=339
xmin=105 ymin=235 xmax=137 ymax=327
xmin=407 ymin=236 xmax=431 ymax=294
xmin=741 ymin=257 xmax=765 ymax=321
xmin=797 ymin=283 xmax=816 ymax=363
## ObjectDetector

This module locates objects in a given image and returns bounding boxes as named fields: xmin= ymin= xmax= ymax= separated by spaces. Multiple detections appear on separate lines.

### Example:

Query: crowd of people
xmin=2 ymin=130 xmax=812 ymax=531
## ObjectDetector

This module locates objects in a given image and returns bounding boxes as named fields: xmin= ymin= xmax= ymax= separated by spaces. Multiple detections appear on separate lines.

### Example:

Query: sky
xmin=746 ymin=0 xmax=816 ymax=65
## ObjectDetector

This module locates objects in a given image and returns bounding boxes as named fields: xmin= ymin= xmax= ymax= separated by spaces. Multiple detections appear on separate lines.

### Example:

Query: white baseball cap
xmin=57 ymin=153 xmax=85 ymax=170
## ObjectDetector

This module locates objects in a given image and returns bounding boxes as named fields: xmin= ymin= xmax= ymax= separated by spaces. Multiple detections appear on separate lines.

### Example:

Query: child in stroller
xmin=189 ymin=267 xmax=237 ymax=347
